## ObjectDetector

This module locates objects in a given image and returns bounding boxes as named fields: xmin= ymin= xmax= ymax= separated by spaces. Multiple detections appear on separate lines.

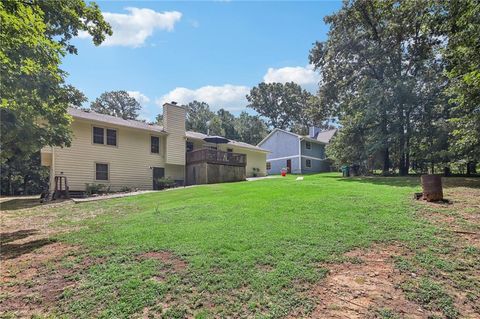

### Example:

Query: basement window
xmin=151 ymin=136 xmax=160 ymax=154
xmin=306 ymin=159 xmax=312 ymax=168
xmin=95 ymin=163 xmax=109 ymax=181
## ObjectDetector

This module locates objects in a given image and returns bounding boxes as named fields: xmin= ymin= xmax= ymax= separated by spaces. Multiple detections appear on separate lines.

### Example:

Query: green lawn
xmin=2 ymin=173 xmax=479 ymax=318
xmin=58 ymin=173 xmax=430 ymax=318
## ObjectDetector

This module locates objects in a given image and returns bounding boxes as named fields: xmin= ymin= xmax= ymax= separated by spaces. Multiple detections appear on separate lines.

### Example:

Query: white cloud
xmin=79 ymin=7 xmax=182 ymax=47
xmin=127 ymin=91 xmax=150 ymax=105
xmin=152 ymin=64 xmax=319 ymax=114
xmin=263 ymin=64 xmax=320 ymax=92
xmin=157 ymin=85 xmax=250 ymax=112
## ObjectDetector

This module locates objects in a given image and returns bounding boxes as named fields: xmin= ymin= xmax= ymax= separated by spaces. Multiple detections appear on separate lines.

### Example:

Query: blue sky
xmin=63 ymin=1 xmax=342 ymax=120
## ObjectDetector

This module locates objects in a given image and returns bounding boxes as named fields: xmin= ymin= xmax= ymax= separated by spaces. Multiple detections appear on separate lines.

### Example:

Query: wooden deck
xmin=186 ymin=149 xmax=247 ymax=167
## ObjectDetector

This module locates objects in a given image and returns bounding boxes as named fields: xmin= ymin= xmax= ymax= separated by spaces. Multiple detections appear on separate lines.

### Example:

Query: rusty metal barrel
xmin=421 ymin=174 xmax=443 ymax=202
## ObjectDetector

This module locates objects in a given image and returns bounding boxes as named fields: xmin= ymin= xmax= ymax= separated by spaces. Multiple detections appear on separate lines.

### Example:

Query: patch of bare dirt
xmin=0 ymin=241 xmax=78 ymax=318
xmin=419 ymin=187 xmax=480 ymax=248
xmin=0 ymin=201 xmax=106 ymax=318
xmin=140 ymin=251 xmax=188 ymax=273
xmin=302 ymin=244 xmax=426 ymax=318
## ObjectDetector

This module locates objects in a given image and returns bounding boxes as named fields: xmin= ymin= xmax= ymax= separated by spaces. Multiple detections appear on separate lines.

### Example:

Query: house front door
xmin=152 ymin=167 xmax=165 ymax=190
xmin=286 ymin=159 xmax=292 ymax=173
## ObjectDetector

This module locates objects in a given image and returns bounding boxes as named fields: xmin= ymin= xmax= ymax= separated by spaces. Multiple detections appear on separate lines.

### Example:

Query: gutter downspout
xmin=298 ymin=137 xmax=302 ymax=174
xmin=51 ymin=147 xmax=55 ymax=193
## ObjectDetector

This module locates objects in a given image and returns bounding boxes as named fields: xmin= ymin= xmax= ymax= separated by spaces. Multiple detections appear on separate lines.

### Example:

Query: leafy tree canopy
xmin=234 ymin=112 xmax=268 ymax=146
xmin=442 ymin=0 xmax=480 ymax=161
xmin=0 ymin=0 xmax=111 ymax=164
xmin=246 ymin=82 xmax=320 ymax=134
xmin=310 ymin=0 xmax=451 ymax=174
xmin=156 ymin=101 xmax=267 ymax=145
xmin=90 ymin=91 xmax=142 ymax=120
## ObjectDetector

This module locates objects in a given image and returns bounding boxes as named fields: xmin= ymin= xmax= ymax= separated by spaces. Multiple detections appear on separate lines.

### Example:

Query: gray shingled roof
xmin=68 ymin=107 xmax=165 ymax=133
xmin=186 ymin=131 xmax=268 ymax=152
xmin=312 ymin=129 xmax=337 ymax=143
xmin=68 ymin=107 xmax=266 ymax=152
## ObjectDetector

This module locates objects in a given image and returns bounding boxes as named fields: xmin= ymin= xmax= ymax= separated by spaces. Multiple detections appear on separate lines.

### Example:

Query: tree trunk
xmin=7 ymin=172 xmax=12 ymax=196
xmin=23 ymin=174 xmax=29 ymax=195
xmin=382 ymin=147 xmax=390 ymax=175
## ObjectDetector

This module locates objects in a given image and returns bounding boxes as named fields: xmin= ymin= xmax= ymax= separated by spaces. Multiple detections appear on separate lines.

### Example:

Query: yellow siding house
xmin=41 ymin=103 xmax=268 ymax=193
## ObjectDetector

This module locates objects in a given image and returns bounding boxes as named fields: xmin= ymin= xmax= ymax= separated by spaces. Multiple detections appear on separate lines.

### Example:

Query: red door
xmin=286 ymin=159 xmax=292 ymax=173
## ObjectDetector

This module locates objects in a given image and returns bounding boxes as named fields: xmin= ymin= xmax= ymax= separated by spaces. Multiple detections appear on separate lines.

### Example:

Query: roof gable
xmin=68 ymin=107 xmax=165 ymax=133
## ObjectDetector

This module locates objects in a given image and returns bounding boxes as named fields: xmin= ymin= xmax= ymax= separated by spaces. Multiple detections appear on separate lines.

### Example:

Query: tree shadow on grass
xmin=0 ymin=238 xmax=56 ymax=260
xmin=322 ymin=175 xmax=421 ymax=188
xmin=323 ymin=175 xmax=480 ymax=189
xmin=0 ymin=229 xmax=38 ymax=245
xmin=0 ymin=197 xmax=42 ymax=211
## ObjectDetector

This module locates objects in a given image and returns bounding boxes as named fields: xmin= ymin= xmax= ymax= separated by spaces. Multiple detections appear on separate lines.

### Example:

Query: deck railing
xmin=186 ymin=148 xmax=247 ymax=167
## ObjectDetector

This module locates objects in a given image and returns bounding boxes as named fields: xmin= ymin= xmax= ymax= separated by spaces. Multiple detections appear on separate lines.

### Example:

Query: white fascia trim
xmin=301 ymin=155 xmax=328 ymax=161
xmin=267 ymin=155 xmax=301 ymax=162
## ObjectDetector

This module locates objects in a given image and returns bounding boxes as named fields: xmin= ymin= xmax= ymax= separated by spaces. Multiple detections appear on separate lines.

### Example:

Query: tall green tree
xmin=90 ymin=91 xmax=142 ymax=120
xmin=310 ymin=0 xmax=448 ymax=175
xmin=246 ymin=82 xmax=316 ymax=134
xmin=185 ymin=101 xmax=216 ymax=134
xmin=217 ymin=108 xmax=239 ymax=140
xmin=0 ymin=0 xmax=111 ymax=194
xmin=442 ymin=0 xmax=480 ymax=169
xmin=207 ymin=116 xmax=225 ymax=137
xmin=234 ymin=112 xmax=268 ymax=146
xmin=0 ymin=152 xmax=49 ymax=195
xmin=0 ymin=0 xmax=111 ymax=163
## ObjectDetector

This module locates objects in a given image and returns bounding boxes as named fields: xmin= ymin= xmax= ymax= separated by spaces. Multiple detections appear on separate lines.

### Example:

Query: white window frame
xmin=150 ymin=135 xmax=160 ymax=154
xmin=94 ymin=162 xmax=110 ymax=181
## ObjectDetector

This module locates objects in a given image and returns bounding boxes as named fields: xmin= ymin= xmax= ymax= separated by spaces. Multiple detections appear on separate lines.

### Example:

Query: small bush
xmin=375 ymin=308 xmax=401 ymax=319
xmin=401 ymin=278 xmax=459 ymax=318
xmin=120 ymin=186 xmax=132 ymax=193
xmin=85 ymin=183 xmax=105 ymax=195
xmin=155 ymin=177 xmax=176 ymax=190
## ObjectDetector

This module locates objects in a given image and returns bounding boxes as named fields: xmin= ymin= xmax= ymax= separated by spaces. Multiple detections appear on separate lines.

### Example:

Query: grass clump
xmin=401 ymin=278 xmax=459 ymax=318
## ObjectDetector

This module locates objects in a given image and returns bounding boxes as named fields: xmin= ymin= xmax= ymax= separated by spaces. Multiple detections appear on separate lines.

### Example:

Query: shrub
xmin=155 ymin=177 xmax=176 ymax=190
xmin=120 ymin=186 xmax=132 ymax=193
xmin=85 ymin=183 xmax=105 ymax=195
